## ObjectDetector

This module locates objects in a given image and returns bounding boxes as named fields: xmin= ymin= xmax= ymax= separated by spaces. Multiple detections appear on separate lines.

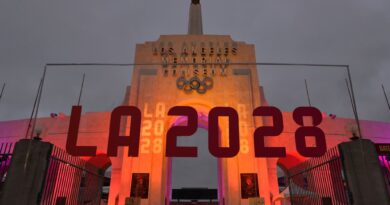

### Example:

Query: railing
xmin=0 ymin=143 xmax=13 ymax=196
xmin=287 ymin=147 xmax=350 ymax=205
xmin=378 ymin=155 xmax=390 ymax=196
xmin=40 ymin=146 xmax=104 ymax=205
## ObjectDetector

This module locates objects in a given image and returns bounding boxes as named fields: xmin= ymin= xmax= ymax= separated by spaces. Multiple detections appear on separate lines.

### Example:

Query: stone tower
xmin=188 ymin=0 xmax=203 ymax=35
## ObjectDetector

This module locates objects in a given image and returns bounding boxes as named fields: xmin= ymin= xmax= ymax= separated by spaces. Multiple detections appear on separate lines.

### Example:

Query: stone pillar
xmin=188 ymin=0 xmax=203 ymax=35
xmin=0 ymin=139 xmax=52 ymax=205
xmin=339 ymin=139 xmax=390 ymax=205
xmin=108 ymin=168 xmax=123 ymax=205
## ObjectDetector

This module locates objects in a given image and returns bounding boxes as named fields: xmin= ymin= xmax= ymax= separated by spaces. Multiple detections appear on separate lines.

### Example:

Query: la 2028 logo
xmin=66 ymin=106 xmax=326 ymax=158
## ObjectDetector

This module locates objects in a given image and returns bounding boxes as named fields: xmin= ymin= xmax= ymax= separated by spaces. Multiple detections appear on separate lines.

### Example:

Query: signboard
xmin=130 ymin=173 xmax=149 ymax=199
xmin=240 ymin=173 xmax=260 ymax=199
xmin=376 ymin=144 xmax=390 ymax=155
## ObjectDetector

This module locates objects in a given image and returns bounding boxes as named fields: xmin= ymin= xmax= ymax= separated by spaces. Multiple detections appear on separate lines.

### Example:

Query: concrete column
xmin=339 ymin=139 xmax=390 ymax=205
xmin=266 ymin=159 xmax=280 ymax=205
xmin=188 ymin=0 xmax=203 ymax=35
xmin=108 ymin=168 xmax=123 ymax=205
xmin=0 ymin=139 xmax=52 ymax=205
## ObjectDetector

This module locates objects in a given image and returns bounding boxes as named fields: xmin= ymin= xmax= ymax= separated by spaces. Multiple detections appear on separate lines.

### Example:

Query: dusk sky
xmin=1 ymin=0 xmax=390 ymax=189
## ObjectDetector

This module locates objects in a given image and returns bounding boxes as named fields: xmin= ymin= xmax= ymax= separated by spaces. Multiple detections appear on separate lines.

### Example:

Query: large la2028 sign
xmin=66 ymin=106 xmax=327 ymax=158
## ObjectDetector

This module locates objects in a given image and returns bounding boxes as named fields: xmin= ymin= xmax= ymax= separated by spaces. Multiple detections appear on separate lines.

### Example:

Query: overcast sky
xmin=1 ymin=0 xmax=390 ymax=188
xmin=1 ymin=0 xmax=390 ymax=122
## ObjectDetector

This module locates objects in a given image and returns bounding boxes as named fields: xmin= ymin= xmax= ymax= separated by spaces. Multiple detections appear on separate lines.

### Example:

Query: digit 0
xmin=208 ymin=107 xmax=240 ymax=158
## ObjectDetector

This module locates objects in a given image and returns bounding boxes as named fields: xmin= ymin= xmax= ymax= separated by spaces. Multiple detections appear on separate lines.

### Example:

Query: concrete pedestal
xmin=339 ymin=139 xmax=390 ymax=205
xmin=0 ymin=139 xmax=52 ymax=205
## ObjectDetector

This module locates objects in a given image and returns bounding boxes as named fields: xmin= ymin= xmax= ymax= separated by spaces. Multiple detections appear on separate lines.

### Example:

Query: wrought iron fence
xmin=287 ymin=147 xmax=350 ymax=205
xmin=0 ymin=143 xmax=13 ymax=196
xmin=40 ymin=146 xmax=104 ymax=205
xmin=378 ymin=155 xmax=390 ymax=196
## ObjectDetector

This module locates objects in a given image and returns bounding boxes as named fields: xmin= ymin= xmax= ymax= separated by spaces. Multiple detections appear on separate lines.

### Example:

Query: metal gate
xmin=0 ymin=143 xmax=13 ymax=196
xmin=287 ymin=147 xmax=350 ymax=205
xmin=376 ymin=144 xmax=390 ymax=196
xmin=378 ymin=155 xmax=390 ymax=196
xmin=40 ymin=146 xmax=104 ymax=205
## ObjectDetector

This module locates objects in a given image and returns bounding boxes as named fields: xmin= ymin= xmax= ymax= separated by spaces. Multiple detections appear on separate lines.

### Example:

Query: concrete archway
xmin=164 ymin=101 xmax=224 ymax=204
xmin=85 ymin=153 xmax=112 ymax=204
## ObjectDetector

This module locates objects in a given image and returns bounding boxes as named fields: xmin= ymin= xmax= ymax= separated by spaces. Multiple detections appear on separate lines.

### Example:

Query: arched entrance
xmin=272 ymin=153 xmax=306 ymax=205
xmin=85 ymin=153 xmax=112 ymax=205
xmin=170 ymin=128 xmax=218 ymax=204
xmin=165 ymin=105 xmax=224 ymax=205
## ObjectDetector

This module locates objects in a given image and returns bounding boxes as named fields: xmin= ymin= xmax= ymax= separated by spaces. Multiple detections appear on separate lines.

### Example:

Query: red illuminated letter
xmin=208 ymin=107 xmax=240 ymax=158
xmin=253 ymin=106 xmax=286 ymax=157
xmin=293 ymin=107 xmax=327 ymax=157
xmin=107 ymin=106 xmax=141 ymax=157
xmin=66 ymin=106 xmax=97 ymax=156
xmin=166 ymin=106 xmax=198 ymax=157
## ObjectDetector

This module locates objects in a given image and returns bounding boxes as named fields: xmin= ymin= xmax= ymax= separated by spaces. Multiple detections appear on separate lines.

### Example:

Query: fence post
xmin=339 ymin=139 xmax=390 ymax=205
xmin=288 ymin=177 xmax=294 ymax=205
xmin=0 ymin=139 xmax=52 ymax=205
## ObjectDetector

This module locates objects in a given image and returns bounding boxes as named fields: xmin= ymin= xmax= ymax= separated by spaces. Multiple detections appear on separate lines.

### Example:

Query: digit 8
xmin=293 ymin=107 xmax=327 ymax=157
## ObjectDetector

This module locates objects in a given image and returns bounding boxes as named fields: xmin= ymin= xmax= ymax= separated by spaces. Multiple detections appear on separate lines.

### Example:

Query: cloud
xmin=0 ymin=0 xmax=389 ymax=189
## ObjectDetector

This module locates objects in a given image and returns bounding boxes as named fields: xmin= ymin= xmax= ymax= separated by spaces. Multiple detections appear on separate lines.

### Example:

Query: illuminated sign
xmin=376 ymin=144 xmax=390 ymax=155
xmin=66 ymin=105 xmax=327 ymax=158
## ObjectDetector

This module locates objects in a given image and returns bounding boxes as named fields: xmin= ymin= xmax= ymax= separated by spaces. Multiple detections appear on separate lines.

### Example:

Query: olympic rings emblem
xmin=176 ymin=76 xmax=214 ymax=94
